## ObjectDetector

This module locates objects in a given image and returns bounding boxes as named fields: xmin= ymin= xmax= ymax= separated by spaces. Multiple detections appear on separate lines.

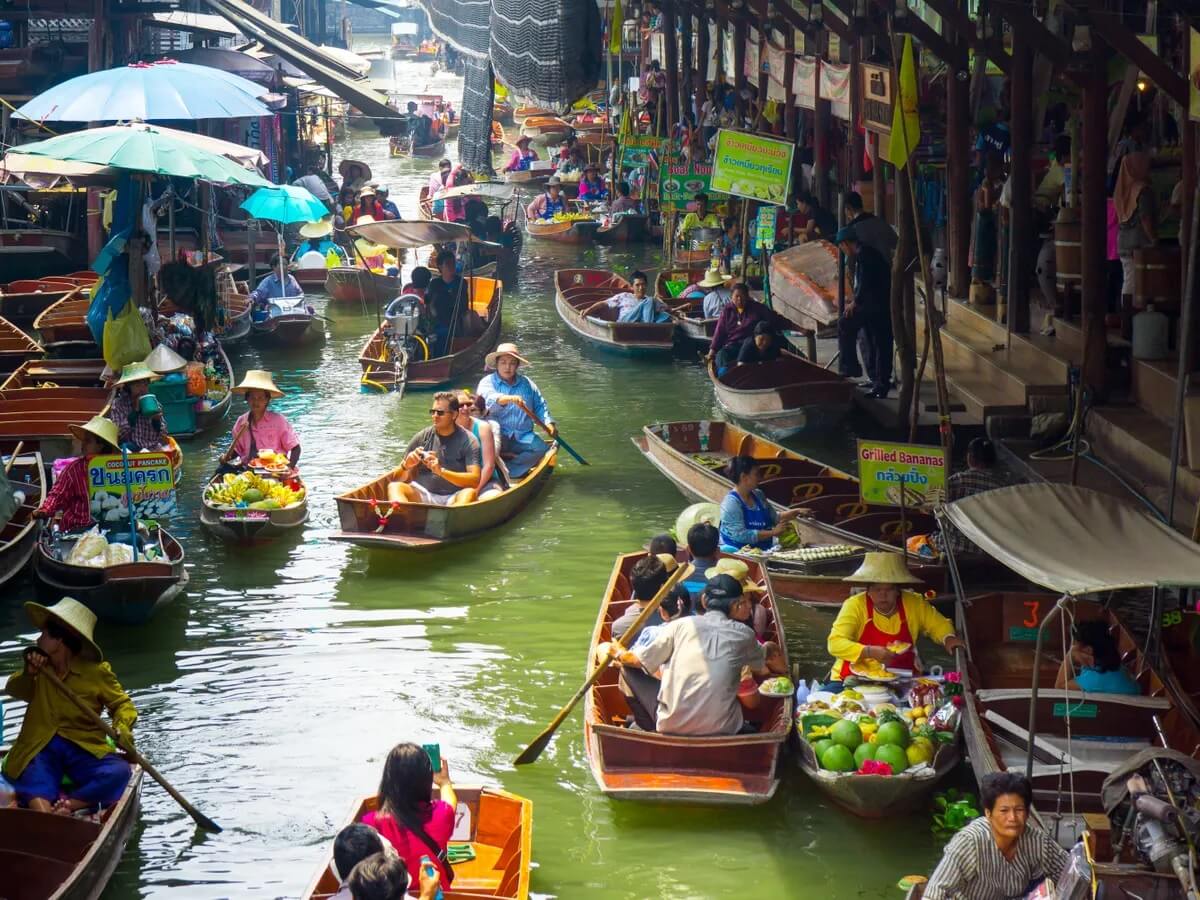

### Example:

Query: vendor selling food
xmin=31 ymin=416 xmax=120 ymax=532
xmin=108 ymin=362 xmax=169 ymax=451
xmin=219 ymin=370 xmax=300 ymax=471
xmin=826 ymin=552 xmax=964 ymax=685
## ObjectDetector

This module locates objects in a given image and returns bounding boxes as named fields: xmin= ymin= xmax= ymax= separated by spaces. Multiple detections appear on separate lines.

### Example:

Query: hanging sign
xmin=766 ymin=41 xmax=788 ymax=103
xmin=708 ymin=22 xmax=719 ymax=81
xmin=620 ymin=135 xmax=663 ymax=170
xmin=794 ymin=56 xmax=818 ymax=109
xmin=744 ymin=29 xmax=760 ymax=87
xmin=856 ymin=439 xmax=947 ymax=507
xmin=660 ymin=156 xmax=714 ymax=212
xmin=723 ymin=27 xmax=737 ymax=80
xmin=88 ymin=451 xmax=178 ymax=521
xmin=820 ymin=61 xmax=852 ymax=121
xmin=755 ymin=206 xmax=777 ymax=250
xmin=710 ymin=129 xmax=795 ymax=205
xmin=861 ymin=63 xmax=894 ymax=134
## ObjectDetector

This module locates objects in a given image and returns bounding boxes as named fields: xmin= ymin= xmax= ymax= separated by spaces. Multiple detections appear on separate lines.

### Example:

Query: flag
xmin=609 ymin=0 xmax=623 ymax=56
xmin=886 ymin=35 xmax=921 ymax=169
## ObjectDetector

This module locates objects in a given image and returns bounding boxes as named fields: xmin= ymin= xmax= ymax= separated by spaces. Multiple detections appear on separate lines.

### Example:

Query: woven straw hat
xmin=114 ymin=361 xmax=162 ymax=386
xmin=144 ymin=344 xmax=187 ymax=374
xmin=25 ymin=597 xmax=103 ymax=662
xmin=299 ymin=218 xmax=333 ymax=239
xmin=704 ymin=557 xmax=765 ymax=592
xmin=68 ymin=415 xmax=119 ymax=452
xmin=232 ymin=369 xmax=283 ymax=399
xmin=485 ymin=342 xmax=530 ymax=369
xmin=843 ymin=551 xmax=922 ymax=585
xmin=699 ymin=268 xmax=731 ymax=288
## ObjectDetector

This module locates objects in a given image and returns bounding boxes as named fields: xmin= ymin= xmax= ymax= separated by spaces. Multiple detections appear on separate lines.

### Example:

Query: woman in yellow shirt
xmin=826 ymin=552 xmax=965 ymax=683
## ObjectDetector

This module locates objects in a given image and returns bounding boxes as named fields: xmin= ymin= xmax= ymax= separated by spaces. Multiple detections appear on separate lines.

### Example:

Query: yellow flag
xmin=886 ymin=35 xmax=921 ymax=169
xmin=609 ymin=0 xmax=623 ymax=56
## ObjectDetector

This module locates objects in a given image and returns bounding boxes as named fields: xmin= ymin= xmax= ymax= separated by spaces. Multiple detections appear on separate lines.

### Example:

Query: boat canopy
xmin=348 ymin=219 xmax=487 ymax=247
xmin=436 ymin=181 xmax=516 ymax=202
xmin=392 ymin=22 xmax=419 ymax=35
xmin=941 ymin=483 xmax=1200 ymax=593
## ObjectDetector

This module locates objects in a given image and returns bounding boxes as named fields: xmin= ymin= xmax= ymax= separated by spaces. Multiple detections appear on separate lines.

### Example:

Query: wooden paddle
xmin=513 ymin=562 xmax=691 ymax=766
xmin=35 ymin=660 xmax=222 ymax=832
xmin=219 ymin=419 xmax=250 ymax=465
xmin=4 ymin=440 xmax=25 ymax=475
xmin=513 ymin=399 xmax=588 ymax=466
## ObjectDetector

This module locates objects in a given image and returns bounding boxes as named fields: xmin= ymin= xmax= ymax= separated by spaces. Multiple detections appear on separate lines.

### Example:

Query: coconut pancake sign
xmin=856 ymin=440 xmax=946 ymax=508
xmin=88 ymin=452 xmax=178 ymax=522
xmin=710 ymin=129 xmax=794 ymax=205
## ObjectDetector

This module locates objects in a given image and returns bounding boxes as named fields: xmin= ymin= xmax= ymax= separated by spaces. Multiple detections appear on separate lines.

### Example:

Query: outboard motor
xmin=384 ymin=294 xmax=423 ymax=340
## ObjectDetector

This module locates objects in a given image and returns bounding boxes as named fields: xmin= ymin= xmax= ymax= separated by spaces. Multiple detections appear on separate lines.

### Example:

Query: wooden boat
xmin=514 ymin=105 xmax=554 ymax=122
xmin=0 ymin=451 xmax=45 ymax=588
xmin=519 ymin=116 xmax=571 ymax=145
xmin=391 ymin=135 xmax=447 ymax=158
xmin=33 ymin=526 xmax=188 ymax=624
xmin=0 ymin=388 xmax=110 ymax=463
xmin=359 ymin=276 xmax=502 ymax=391
xmin=0 ymin=281 xmax=81 ymax=331
xmin=199 ymin=475 xmax=308 ymax=544
xmin=301 ymin=786 xmax=532 ymax=900
xmin=0 ymin=228 xmax=82 ymax=280
xmin=332 ymin=444 xmax=555 ymax=549
xmin=655 ymin=267 xmax=717 ymax=346
xmin=292 ymin=266 xmax=330 ymax=290
xmin=584 ymin=551 xmax=791 ymax=804
xmin=708 ymin=352 xmax=855 ymax=439
xmin=444 ymin=121 xmax=460 ymax=140
xmin=325 ymin=267 xmax=403 ymax=306
xmin=0 ymin=358 xmax=105 ymax=391
xmin=418 ymin=185 xmax=435 ymax=219
xmin=0 ymin=761 xmax=143 ymax=899
xmin=33 ymin=294 xmax=96 ymax=357
xmin=525 ymin=218 xmax=599 ymax=245
xmin=188 ymin=342 xmax=234 ymax=437
xmin=218 ymin=293 xmax=252 ymax=344
xmin=554 ymin=269 xmax=675 ymax=356
xmin=0 ymin=314 xmax=44 ymax=373
xmin=594 ymin=214 xmax=648 ymax=245
xmin=250 ymin=297 xmax=319 ymax=346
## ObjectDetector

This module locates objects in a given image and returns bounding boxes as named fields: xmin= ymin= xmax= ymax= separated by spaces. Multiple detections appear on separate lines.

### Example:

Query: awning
xmin=941 ymin=483 xmax=1200 ymax=594
xmin=171 ymin=47 xmax=281 ymax=86
xmin=148 ymin=11 xmax=242 ymax=37
xmin=348 ymin=219 xmax=484 ymax=247
xmin=437 ymin=181 xmax=516 ymax=202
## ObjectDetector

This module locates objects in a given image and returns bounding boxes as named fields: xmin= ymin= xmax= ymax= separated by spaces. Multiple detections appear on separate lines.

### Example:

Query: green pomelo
xmin=811 ymin=739 xmax=835 ymax=759
xmin=876 ymin=720 xmax=910 ymax=748
xmin=875 ymin=743 xmax=909 ymax=773
xmin=820 ymin=744 xmax=856 ymax=772
xmin=830 ymin=719 xmax=863 ymax=750
xmin=242 ymin=488 xmax=265 ymax=503
xmin=853 ymin=743 xmax=876 ymax=767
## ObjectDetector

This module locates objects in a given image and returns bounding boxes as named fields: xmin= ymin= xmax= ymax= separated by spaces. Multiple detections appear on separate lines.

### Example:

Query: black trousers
xmin=838 ymin=304 xmax=893 ymax=393
xmin=619 ymin=668 xmax=661 ymax=731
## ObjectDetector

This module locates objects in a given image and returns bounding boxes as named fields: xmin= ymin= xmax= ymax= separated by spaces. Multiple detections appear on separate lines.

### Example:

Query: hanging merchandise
xmin=102 ymin=299 xmax=152 ymax=372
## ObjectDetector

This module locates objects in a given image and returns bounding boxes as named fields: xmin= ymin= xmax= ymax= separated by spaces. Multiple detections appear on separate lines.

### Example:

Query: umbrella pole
xmin=168 ymin=183 xmax=176 ymax=262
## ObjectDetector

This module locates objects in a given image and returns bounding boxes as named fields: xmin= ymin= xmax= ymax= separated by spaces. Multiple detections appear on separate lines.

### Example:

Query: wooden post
xmin=893 ymin=160 xmax=918 ymax=432
xmin=1006 ymin=30 xmax=1034 ymax=335
xmin=663 ymin=2 xmax=681 ymax=133
xmin=871 ymin=133 xmax=884 ymax=219
xmin=680 ymin=10 xmax=694 ymax=127
xmin=814 ymin=81 xmax=831 ymax=206
xmin=1080 ymin=40 xmax=1108 ymax=398
xmin=945 ymin=0 xmax=970 ymax=299
xmin=696 ymin=13 xmax=710 ymax=106
xmin=734 ymin=19 xmax=747 ymax=122
xmin=1183 ymin=33 xmax=1194 ymax=287
xmin=739 ymin=200 xmax=751 ymax=281
xmin=848 ymin=39 xmax=864 ymax=186
xmin=784 ymin=26 xmax=797 ymax=143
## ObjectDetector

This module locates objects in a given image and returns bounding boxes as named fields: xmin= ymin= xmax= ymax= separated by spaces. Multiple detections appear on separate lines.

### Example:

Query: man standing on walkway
xmin=837 ymin=227 xmax=893 ymax=399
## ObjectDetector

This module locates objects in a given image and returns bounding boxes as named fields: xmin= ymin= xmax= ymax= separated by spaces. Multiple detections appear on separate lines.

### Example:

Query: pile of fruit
xmin=204 ymin=471 xmax=305 ymax=511
xmin=247 ymin=450 xmax=291 ymax=472
xmin=797 ymin=680 xmax=961 ymax=777
xmin=548 ymin=212 xmax=596 ymax=224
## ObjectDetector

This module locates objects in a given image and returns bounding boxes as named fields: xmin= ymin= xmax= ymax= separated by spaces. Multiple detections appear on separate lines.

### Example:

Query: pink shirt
xmin=362 ymin=800 xmax=455 ymax=890
xmin=231 ymin=410 xmax=299 ymax=461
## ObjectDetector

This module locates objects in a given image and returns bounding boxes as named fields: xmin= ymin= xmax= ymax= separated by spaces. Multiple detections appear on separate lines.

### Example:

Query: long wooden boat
xmin=292 ymin=266 xmax=330 ymax=290
xmin=188 ymin=342 xmax=234 ymax=437
xmin=0 ymin=314 xmax=44 ymax=373
xmin=594 ymin=214 xmax=648 ymax=245
xmin=0 ymin=761 xmax=143 ymax=899
xmin=526 ymin=218 xmax=599 ymax=245
xmin=250 ymin=298 xmax=319 ymax=346
xmin=0 ymin=358 xmax=105 ymax=390
xmin=332 ymin=444 xmax=556 ymax=549
xmin=218 ymin=293 xmax=251 ymax=344
xmin=553 ymin=269 xmax=675 ymax=356
xmin=33 ymin=527 xmax=188 ymax=624
xmin=519 ymin=116 xmax=570 ymax=145
xmin=33 ymin=294 xmax=95 ymax=357
xmin=0 ymin=281 xmax=81 ymax=331
xmin=513 ymin=105 xmax=554 ymax=122
xmin=324 ymin=267 xmax=403 ymax=306
xmin=391 ymin=136 xmax=447 ymax=158
xmin=708 ymin=352 xmax=855 ymax=439
xmin=0 ymin=228 xmax=81 ymax=280
xmin=359 ymin=277 xmax=502 ymax=391
xmin=0 ymin=451 xmax=45 ymax=588
xmin=418 ymin=185 xmax=435 ymax=219
xmin=301 ymin=786 xmax=532 ymax=900
xmin=199 ymin=475 xmax=308 ymax=544
xmin=655 ymin=267 xmax=718 ymax=346
xmin=584 ymin=551 xmax=791 ymax=804
xmin=0 ymin=388 xmax=110 ymax=463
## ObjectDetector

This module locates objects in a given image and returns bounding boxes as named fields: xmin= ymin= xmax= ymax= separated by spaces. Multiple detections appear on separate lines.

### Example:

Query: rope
xmin=0 ymin=96 xmax=58 ymax=135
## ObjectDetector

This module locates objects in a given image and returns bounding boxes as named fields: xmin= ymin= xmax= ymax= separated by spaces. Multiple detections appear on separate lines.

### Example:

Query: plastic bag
xmin=66 ymin=529 xmax=110 ymax=568
xmin=185 ymin=362 xmax=206 ymax=397
xmin=102 ymin=300 xmax=151 ymax=371
xmin=104 ymin=543 xmax=134 ymax=567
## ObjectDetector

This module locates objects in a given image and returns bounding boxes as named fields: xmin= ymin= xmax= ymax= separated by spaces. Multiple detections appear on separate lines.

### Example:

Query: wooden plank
xmin=1076 ymin=5 xmax=1189 ymax=107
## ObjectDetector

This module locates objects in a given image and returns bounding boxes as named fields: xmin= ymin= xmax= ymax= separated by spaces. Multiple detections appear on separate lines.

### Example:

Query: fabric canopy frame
xmin=940 ymin=483 xmax=1200 ymax=594
xmin=347 ymin=219 xmax=490 ymax=247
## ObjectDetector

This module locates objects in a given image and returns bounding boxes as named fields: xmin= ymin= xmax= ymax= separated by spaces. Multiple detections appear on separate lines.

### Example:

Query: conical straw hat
xmin=68 ymin=415 xmax=119 ymax=452
xmin=232 ymin=369 xmax=283 ymax=398
xmin=842 ymin=551 xmax=922 ymax=585
xmin=25 ymin=597 xmax=103 ymax=662
xmin=144 ymin=344 xmax=187 ymax=374
xmin=114 ymin=361 xmax=162 ymax=386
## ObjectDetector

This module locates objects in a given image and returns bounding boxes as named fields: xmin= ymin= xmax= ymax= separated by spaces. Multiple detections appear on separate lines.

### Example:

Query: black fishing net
xmin=460 ymin=56 xmax=496 ymax=174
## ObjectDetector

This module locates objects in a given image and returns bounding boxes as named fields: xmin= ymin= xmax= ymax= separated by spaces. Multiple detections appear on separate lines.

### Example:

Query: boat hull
xmin=554 ymin=269 xmax=675 ymax=355
xmin=708 ymin=354 xmax=855 ymax=439
xmin=526 ymin=220 xmax=598 ymax=245
xmin=251 ymin=311 xmax=318 ymax=346
xmin=324 ymin=268 xmax=403 ymax=305
xmin=0 ymin=282 xmax=79 ymax=331
xmin=200 ymin=498 xmax=308 ymax=544
xmin=0 ymin=452 xmax=45 ymax=588
xmin=594 ymin=215 xmax=648 ymax=245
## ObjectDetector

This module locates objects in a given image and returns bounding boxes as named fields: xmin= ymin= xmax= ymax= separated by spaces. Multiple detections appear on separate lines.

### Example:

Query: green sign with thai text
xmin=856 ymin=439 xmax=947 ymax=507
xmin=660 ymin=157 xmax=713 ymax=213
xmin=1053 ymin=702 xmax=1098 ymax=719
xmin=710 ymin=129 xmax=794 ymax=205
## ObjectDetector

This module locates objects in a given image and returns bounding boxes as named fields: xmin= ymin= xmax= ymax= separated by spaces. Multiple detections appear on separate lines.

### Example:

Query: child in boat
xmin=32 ymin=416 xmax=119 ymax=532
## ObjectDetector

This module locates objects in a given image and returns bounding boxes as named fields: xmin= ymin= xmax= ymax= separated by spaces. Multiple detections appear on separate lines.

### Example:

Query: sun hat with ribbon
xmin=232 ymin=369 xmax=284 ymax=399
xmin=842 ymin=551 xmax=922 ymax=585
xmin=68 ymin=415 xmax=119 ymax=452
xmin=25 ymin=597 xmax=103 ymax=662
xmin=704 ymin=557 xmax=765 ymax=592
xmin=484 ymin=342 xmax=530 ymax=369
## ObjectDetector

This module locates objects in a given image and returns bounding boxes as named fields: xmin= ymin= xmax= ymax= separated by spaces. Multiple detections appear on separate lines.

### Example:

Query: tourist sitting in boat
xmin=697 ymin=267 xmax=733 ymax=318
xmin=3 ymin=597 xmax=136 ymax=815
xmin=676 ymin=192 xmax=720 ymax=242
xmin=403 ymin=101 xmax=433 ymax=147
xmin=923 ymin=771 xmax=1069 ymax=900
xmin=609 ymin=181 xmax=641 ymax=216
xmin=708 ymin=283 xmax=785 ymax=371
xmin=376 ymin=185 xmax=401 ymax=221
xmin=718 ymin=455 xmax=804 ymax=553
xmin=503 ymin=135 xmax=539 ymax=173
xmin=346 ymin=852 xmax=441 ymax=900
xmin=389 ymin=392 xmax=481 ymax=506
xmin=649 ymin=533 xmax=677 ymax=556
xmin=825 ymin=552 xmax=965 ymax=685
xmin=360 ymin=742 xmax=457 ymax=887
xmin=330 ymin=824 xmax=398 ymax=899
xmin=423 ymin=250 xmax=481 ymax=357
xmin=292 ymin=219 xmax=348 ymax=267
xmin=731 ymin=322 xmax=783 ymax=372
xmin=351 ymin=189 xmax=386 ymax=225
xmin=582 ymin=270 xmax=669 ymax=323
xmin=909 ymin=437 xmax=1008 ymax=559
xmin=32 ymin=416 xmax=119 ymax=532
xmin=683 ymin=522 xmax=720 ymax=598
xmin=611 ymin=553 xmax=675 ymax=640
xmin=220 ymin=370 xmax=300 ymax=472
xmin=618 ymin=580 xmax=694 ymax=731
xmin=402 ymin=267 xmax=433 ymax=301
xmin=476 ymin=342 xmax=556 ymax=480
xmin=455 ymin=389 xmax=506 ymax=499
xmin=525 ymin=177 xmax=568 ymax=221
xmin=109 ymin=362 xmax=170 ymax=451
xmin=1055 ymin=619 xmax=1140 ymax=695
xmin=577 ymin=164 xmax=608 ymax=202
xmin=249 ymin=256 xmax=304 ymax=306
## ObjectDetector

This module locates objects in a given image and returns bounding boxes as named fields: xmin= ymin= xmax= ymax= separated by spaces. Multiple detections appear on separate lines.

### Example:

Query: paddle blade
xmin=513 ymin=725 xmax=557 ymax=766
xmin=191 ymin=811 xmax=222 ymax=833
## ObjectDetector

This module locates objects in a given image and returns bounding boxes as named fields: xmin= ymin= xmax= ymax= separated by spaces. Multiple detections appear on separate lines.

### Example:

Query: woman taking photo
xmin=717 ymin=455 xmax=803 ymax=553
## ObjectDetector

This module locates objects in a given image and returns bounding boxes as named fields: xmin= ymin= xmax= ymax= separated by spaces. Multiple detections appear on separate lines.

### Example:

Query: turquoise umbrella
xmin=239 ymin=185 xmax=327 ymax=224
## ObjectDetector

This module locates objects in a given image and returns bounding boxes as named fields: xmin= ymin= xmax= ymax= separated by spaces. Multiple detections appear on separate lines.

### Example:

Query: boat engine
xmin=1111 ymin=758 xmax=1200 ymax=900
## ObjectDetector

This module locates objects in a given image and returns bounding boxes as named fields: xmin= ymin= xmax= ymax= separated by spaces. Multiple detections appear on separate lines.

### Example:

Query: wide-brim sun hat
xmin=232 ymin=369 xmax=284 ymax=399
xmin=299 ymin=218 xmax=334 ymax=239
xmin=144 ymin=344 xmax=188 ymax=374
xmin=25 ymin=597 xmax=103 ymax=662
xmin=68 ymin=415 xmax=119 ymax=453
xmin=356 ymin=214 xmax=378 ymax=226
xmin=704 ymin=558 xmax=765 ymax=592
xmin=699 ymin=268 xmax=731 ymax=288
xmin=515 ymin=135 xmax=533 ymax=146
xmin=546 ymin=176 xmax=562 ymax=187
xmin=842 ymin=551 xmax=922 ymax=585
xmin=114 ymin=361 xmax=162 ymax=387
xmin=655 ymin=552 xmax=679 ymax=574
xmin=485 ymin=342 xmax=530 ymax=369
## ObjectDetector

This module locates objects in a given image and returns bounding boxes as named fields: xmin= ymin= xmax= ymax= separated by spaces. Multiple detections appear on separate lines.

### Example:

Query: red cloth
xmin=838 ymin=595 xmax=916 ymax=680
xmin=37 ymin=455 xmax=93 ymax=531
xmin=362 ymin=800 xmax=454 ymax=890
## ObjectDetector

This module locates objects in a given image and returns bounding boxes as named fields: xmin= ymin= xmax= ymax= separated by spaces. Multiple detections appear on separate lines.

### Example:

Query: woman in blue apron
xmin=718 ymin=455 xmax=804 ymax=553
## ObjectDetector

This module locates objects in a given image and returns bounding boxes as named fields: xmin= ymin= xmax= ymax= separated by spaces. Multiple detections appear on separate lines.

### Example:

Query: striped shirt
xmin=109 ymin=391 xmax=168 ymax=450
xmin=923 ymin=817 xmax=1069 ymax=900
xmin=37 ymin=455 xmax=93 ymax=531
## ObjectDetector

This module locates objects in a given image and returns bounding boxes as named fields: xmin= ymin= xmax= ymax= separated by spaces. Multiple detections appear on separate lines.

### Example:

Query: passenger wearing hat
xmin=525 ymin=177 xmax=567 ymax=221
xmin=32 ymin=417 xmax=120 ymax=532
xmin=826 ymin=552 xmax=965 ymax=684
xmin=577 ymin=164 xmax=608 ymax=203
xmin=698 ymin=267 xmax=733 ymax=318
xmin=836 ymin=224 xmax=893 ymax=399
xmin=220 ymin=370 xmax=300 ymax=471
xmin=249 ymin=254 xmax=304 ymax=307
xmin=108 ymin=362 xmax=169 ymax=451
xmin=4 ymin=598 xmax=137 ymax=814
xmin=351 ymin=190 xmax=385 ymax=226
xmin=292 ymin=219 xmax=348 ymax=268
xmin=502 ymin=135 xmax=539 ymax=174
xmin=475 ymin=342 xmax=556 ymax=480
xmin=376 ymin=185 xmax=400 ymax=221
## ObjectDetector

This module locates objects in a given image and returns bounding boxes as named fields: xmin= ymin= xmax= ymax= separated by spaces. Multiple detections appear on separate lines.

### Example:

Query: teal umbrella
xmin=9 ymin=122 xmax=271 ymax=187
xmin=239 ymin=185 xmax=327 ymax=224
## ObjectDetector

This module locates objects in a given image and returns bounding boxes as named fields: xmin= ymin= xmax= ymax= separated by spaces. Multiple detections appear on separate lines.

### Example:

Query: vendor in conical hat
xmin=108 ymin=361 xmax=168 ymax=452
xmin=220 ymin=370 xmax=300 ymax=471
xmin=4 ymin=597 xmax=137 ymax=814
xmin=32 ymin=416 xmax=120 ymax=532
xmin=826 ymin=552 xmax=965 ymax=683
xmin=291 ymin=218 xmax=347 ymax=267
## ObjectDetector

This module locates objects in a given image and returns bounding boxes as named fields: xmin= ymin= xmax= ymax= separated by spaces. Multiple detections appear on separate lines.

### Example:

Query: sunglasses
xmin=430 ymin=408 xmax=454 ymax=416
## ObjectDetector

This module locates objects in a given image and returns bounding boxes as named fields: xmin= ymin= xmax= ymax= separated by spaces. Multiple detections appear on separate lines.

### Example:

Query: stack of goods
xmin=204 ymin=470 xmax=305 ymax=512
xmin=60 ymin=527 xmax=163 ymax=567
xmin=549 ymin=211 xmax=595 ymax=223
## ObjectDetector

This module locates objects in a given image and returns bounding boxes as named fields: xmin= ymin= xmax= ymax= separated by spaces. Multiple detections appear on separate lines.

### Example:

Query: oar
xmin=35 ymin=659 xmax=222 ymax=832
xmin=219 ymin=419 xmax=250 ymax=465
xmin=4 ymin=440 xmax=25 ymax=475
xmin=513 ymin=562 xmax=691 ymax=765
xmin=514 ymin=399 xmax=588 ymax=466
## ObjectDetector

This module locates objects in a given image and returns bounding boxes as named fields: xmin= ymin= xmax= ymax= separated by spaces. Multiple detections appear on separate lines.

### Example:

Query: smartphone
xmin=423 ymin=743 xmax=441 ymax=772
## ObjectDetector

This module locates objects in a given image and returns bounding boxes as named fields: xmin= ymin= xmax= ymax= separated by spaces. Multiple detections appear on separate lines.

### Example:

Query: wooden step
xmin=938 ymin=325 xmax=1068 ymax=403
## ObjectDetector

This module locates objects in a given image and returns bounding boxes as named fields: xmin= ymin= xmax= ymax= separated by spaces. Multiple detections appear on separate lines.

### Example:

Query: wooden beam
xmin=887 ymin=5 xmax=954 ymax=64
xmin=1074 ymin=5 xmax=1188 ymax=107
xmin=991 ymin=0 xmax=1074 ymax=63
xmin=770 ymin=0 xmax=808 ymax=35
xmin=921 ymin=0 xmax=1012 ymax=74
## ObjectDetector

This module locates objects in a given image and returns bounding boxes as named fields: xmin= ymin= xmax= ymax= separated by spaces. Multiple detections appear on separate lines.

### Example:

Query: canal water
xmin=0 ymin=51 xmax=957 ymax=899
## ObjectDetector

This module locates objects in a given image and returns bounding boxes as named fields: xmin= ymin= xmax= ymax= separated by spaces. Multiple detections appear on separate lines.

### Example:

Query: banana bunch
xmin=205 ymin=472 xmax=306 ymax=509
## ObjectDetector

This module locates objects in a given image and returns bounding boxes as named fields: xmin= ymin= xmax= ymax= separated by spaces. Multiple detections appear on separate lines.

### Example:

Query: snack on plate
xmin=759 ymin=676 xmax=794 ymax=697
xmin=850 ymin=657 xmax=898 ymax=681
xmin=886 ymin=641 xmax=912 ymax=654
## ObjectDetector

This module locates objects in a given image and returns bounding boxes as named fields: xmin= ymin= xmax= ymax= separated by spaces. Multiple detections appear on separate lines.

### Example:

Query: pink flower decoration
xmin=857 ymin=759 xmax=894 ymax=776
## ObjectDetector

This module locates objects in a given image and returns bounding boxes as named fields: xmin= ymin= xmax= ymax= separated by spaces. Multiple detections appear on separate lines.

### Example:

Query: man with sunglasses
xmin=388 ymin=392 xmax=481 ymax=507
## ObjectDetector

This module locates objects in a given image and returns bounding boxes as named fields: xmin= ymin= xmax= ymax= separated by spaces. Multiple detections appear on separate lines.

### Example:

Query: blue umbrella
xmin=239 ymin=185 xmax=328 ymax=225
xmin=14 ymin=61 xmax=271 ymax=122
